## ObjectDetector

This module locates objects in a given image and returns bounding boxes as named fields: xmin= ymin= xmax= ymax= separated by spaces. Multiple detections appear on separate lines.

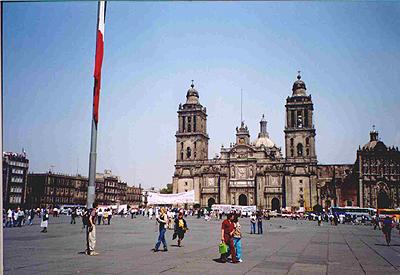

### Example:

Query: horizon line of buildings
xmin=2 ymin=152 xmax=143 ymax=209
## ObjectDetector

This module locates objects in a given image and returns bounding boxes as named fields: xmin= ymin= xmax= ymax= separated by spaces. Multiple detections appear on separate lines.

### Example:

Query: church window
xmin=194 ymin=116 xmax=197 ymax=132
xmin=304 ymin=109 xmax=309 ymax=127
xmin=290 ymin=138 xmax=294 ymax=147
xmin=306 ymin=137 xmax=309 ymax=146
xmin=194 ymin=141 xmax=197 ymax=148
xmin=186 ymin=147 xmax=191 ymax=159
xmin=291 ymin=110 xmax=295 ymax=127
xmin=180 ymin=152 xmax=183 ymax=160
xmin=187 ymin=117 xmax=191 ymax=132
xmin=181 ymin=142 xmax=184 ymax=149
xmin=297 ymin=143 xmax=303 ymax=156
xmin=185 ymin=182 xmax=188 ymax=186
xmin=300 ymin=187 xmax=303 ymax=192
xmin=290 ymin=149 xmax=294 ymax=157
xmin=297 ymin=111 xmax=303 ymax=128
xmin=299 ymin=180 xmax=303 ymax=184
xmin=306 ymin=149 xmax=310 ymax=156
xmin=194 ymin=152 xmax=197 ymax=159
xmin=182 ymin=116 xmax=186 ymax=132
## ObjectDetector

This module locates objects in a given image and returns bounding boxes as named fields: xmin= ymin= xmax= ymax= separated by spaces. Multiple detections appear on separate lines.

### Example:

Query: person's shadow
xmin=375 ymin=243 xmax=400 ymax=246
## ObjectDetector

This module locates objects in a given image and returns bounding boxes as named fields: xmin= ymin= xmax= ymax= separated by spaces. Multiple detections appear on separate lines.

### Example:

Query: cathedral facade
xmin=172 ymin=75 xmax=400 ymax=211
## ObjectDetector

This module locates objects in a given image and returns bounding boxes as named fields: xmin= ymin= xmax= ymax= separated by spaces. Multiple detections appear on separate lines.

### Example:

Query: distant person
xmin=317 ymin=215 xmax=322 ymax=226
xmin=29 ymin=209 xmax=35 ymax=225
xmin=40 ymin=209 xmax=49 ymax=233
xmin=153 ymin=207 xmax=168 ymax=252
xmin=107 ymin=208 xmax=113 ymax=225
xmin=250 ymin=213 xmax=256 ymax=234
xmin=103 ymin=209 xmax=109 ymax=225
xmin=70 ymin=208 xmax=77 ymax=224
xmin=382 ymin=216 xmax=394 ymax=246
xmin=257 ymin=212 xmax=263 ymax=234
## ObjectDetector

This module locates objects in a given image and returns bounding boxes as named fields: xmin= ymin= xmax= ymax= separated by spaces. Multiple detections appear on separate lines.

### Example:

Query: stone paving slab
xmin=3 ymin=216 xmax=400 ymax=274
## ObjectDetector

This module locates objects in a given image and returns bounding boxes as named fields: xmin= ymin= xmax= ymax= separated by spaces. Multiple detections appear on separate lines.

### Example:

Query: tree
xmin=160 ymin=183 xmax=172 ymax=194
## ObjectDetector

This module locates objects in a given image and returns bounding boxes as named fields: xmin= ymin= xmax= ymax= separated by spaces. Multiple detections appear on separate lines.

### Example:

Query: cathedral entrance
xmin=238 ymin=194 xmax=248 ymax=206
xmin=271 ymin=198 xmax=280 ymax=212
xmin=208 ymin=197 xmax=216 ymax=208
xmin=377 ymin=190 xmax=390 ymax=209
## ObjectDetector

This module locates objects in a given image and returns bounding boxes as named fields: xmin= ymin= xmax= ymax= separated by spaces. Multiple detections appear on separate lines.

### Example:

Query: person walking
xmin=40 ymin=209 xmax=49 ymax=233
xmin=6 ymin=209 xmax=13 ymax=227
xmin=107 ymin=208 xmax=113 ymax=225
xmin=317 ymin=215 xmax=322 ymax=226
xmin=70 ymin=208 xmax=77 ymax=224
xmin=257 ymin=212 xmax=263 ymax=234
xmin=154 ymin=207 xmax=168 ymax=252
xmin=250 ymin=212 xmax=256 ymax=234
xmin=29 ymin=209 xmax=35 ymax=225
xmin=86 ymin=203 xmax=99 ymax=256
xmin=103 ymin=209 xmax=108 ymax=225
xmin=232 ymin=215 xmax=242 ymax=262
xmin=220 ymin=213 xmax=238 ymax=263
xmin=382 ymin=216 xmax=394 ymax=246
xmin=97 ymin=208 xmax=103 ymax=225
xmin=173 ymin=212 xmax=188 ymax=247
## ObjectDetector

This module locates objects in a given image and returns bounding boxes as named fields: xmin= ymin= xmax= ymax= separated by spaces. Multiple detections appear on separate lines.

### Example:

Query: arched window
xmin=182 ymin=116 xmax=186 ymax=132
xmin=306 ymin=148 xmax=310 ymax=156
xmin=194 ymin=141 xmax=197 ymax=149
xmin=181 ymin=142 xmax=184 ymax=149
xmin=186 ymin=147 xmax=191 ymax=159
xmin=187 ymin=117 xmax=191 ymax=132
xmin=194 ymin=152 xmax=197 ymax=159
xmin=304 ymin=109 xmax=309 ymax=127
xmin=306 ymin=137 xmax=309 ymax=146
xmin=297 ymin=143 xmax=303 ymax=156
xmin=193 ymin=116 xmax=197 ymax=132
xmin=290 ymin=138 xmax=294 ymax=147
xmin=290 ymin=149 xmax=294 ymax=157
xmin=180 ymin=152 xmax=183 ymax=160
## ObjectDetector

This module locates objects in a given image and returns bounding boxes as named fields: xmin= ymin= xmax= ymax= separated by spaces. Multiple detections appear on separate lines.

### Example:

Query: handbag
xmin=219 ymin=242 xmax=228 ymax=254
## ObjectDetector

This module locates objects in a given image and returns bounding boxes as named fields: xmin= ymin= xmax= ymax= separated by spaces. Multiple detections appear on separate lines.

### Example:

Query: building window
xmin=299 ymin=180 xmax=303 ymax=184
xmin=182 ymin=116 xmax=186 ymax=132
xmin=304 ymin=109 xmax=308 ymax=127
xmin=181 ymin=142 xmax=184 ymax=149
xmin=290 ymin=149 xmax=294 ymax=157
xmin=180 ymin=152 xmax=184 ymax=160
xmin=299 ymin=187 xmax=303 ymax=192
xmin=347 ymin=200 xmax=352 ymax=206
xmin=290 ymin=138 xmax=294 ymax=147
xmin=185 ymin=182 xmax=188 ymax=186
xmin=291 ymin=110 xmax=295 ymax=127
xmin=194 ymin=116 xmax=197 ymax=132
xmin=187 ymin=117 xmax=191 ymax=132
xmin=306 ymin=137 xmax=309 ymax=146
xmin=186 ymin=147 xmax=191 ymax=159
xmin=297 ymin=143 xmax=303 ymax=156
xmin=297 ymin=110 xmax=303 ymax=128
xmin=306 ymin=149 xmax=310 ymax=156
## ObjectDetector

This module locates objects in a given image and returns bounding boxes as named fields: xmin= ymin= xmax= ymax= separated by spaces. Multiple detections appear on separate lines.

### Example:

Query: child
xmin=233 ymin=215 xmax=242 ymax=262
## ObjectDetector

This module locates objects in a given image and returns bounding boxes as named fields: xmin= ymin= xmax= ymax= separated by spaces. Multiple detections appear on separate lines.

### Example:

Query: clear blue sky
xmin=4 ymin=2 xmax=400 ymax=188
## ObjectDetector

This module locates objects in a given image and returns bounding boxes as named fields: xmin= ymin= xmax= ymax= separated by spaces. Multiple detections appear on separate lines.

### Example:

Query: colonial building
xmin=355 ymin=128 xmax=400 ymax=208
xmin=27 ymin=170 xmax=131 ymax=208
xmin=126 ymin=185 xmax=143 ymax=207
xmin=172 ymin=76 xmax=400 ymax=210
xmin=2 ymin=152 xmax=29 ymax=209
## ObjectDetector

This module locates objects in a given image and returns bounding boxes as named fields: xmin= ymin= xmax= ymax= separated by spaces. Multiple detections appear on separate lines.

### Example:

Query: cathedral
xmin=172 ymin=75 xmax=400 ymax=211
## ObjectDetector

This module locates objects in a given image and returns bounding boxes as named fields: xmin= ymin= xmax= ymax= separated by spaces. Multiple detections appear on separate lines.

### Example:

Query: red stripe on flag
xmin=93 ymin=30 xmax=104 ymax=124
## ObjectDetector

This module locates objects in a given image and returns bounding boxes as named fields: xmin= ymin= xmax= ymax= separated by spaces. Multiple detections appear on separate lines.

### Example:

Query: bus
xmin=330 ymin=207 xmax=376 ymax=218
xmin=377 ymin=209 xmax=400 ymax=223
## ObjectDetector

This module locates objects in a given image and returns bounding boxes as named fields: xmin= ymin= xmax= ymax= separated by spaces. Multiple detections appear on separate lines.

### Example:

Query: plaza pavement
xmin=3 ymin=215 xmax=400 ymax=274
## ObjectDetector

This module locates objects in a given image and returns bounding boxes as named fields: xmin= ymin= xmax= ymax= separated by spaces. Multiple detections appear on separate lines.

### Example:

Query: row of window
xmin=11 ymin=176 xmax=24 ymax=183
xmin=289 ymin=109 xmax=310 ymax=128
xmin=182 ymin=115 xmax=199 ymax=133
xmin=12 ymin=168 xmax=24 ymax=175
xmin=9 ymin=195 xmax=22 ymax=204
xmin=9 ymin=186 xmax=23 ymax=193
xmin=290 ymin=144 xmax=310 ymax=157
xmin=9 ymin=161 xmax=28 ymax=168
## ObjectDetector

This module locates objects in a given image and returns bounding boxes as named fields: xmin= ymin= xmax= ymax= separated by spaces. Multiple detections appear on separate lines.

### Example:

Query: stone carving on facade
xmin=238 ymin=167 xmax=247 ymax=179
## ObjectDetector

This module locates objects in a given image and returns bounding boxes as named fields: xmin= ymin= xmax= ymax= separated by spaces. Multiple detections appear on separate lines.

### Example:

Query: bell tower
xmin=284 ymin=72 xmax=316 ymax=161
xmin=284 ymin=72 xmax=318 ymax=211
xmin=176 ymin=81 xmax=209 ymax=162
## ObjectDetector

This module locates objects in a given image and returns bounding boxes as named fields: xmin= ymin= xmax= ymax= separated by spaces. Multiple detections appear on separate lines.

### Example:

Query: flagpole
xmin=0 ymin=2 xmax=4 ymax=272
xmin=87 ymin=1 xmax=106 ymax=209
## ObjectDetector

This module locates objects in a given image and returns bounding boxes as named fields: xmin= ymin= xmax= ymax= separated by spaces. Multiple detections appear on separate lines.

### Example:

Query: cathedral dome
xmin=186 ymin=81 xmax=199 ymax=104
xmin=255 ymin=136 xmax=276 ymax=148
xmin=292 ymin=73 xmax=307 ymax=97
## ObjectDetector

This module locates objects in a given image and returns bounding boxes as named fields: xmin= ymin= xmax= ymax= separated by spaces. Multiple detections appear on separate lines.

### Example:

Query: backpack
xmin=82 ymin=211 xmax=90 ymax=226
